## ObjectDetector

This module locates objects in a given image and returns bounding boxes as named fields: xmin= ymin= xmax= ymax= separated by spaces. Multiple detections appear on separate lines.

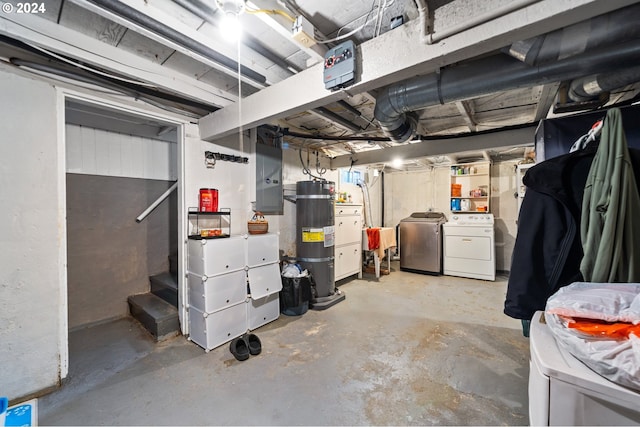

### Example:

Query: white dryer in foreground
xmin=529 ymin=311 xmax=640 ymax=425
xmin=442 ymin=213 xmax=495 ymax=281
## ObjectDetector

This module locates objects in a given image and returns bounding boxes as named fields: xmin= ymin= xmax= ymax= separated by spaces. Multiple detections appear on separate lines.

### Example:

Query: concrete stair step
xmin=128 ymin=293 xmax=179 ymax=341
xmin=150 ymin=272 xmax=178 ymax=307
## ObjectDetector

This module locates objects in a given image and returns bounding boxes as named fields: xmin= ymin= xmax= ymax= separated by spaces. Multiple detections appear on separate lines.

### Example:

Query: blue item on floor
xmin=4 ymin=398 xmax=37 ymax=426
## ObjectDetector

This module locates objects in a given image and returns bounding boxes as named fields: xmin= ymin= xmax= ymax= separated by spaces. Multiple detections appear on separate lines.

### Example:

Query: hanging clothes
xmin=504 ymin=147 xmax=596 ymax=322
xmin=504 ymin=112 xmax=640 ymax=323
xmin=580 ymin=108 xmax=640 ymax=282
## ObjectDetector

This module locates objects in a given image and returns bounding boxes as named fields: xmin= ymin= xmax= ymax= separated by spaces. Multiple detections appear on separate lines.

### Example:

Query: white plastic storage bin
xmin=247 ymin=293 xmax=280 ymax=330
xmin=247 ymin=263 xmax=282 ymax=299
xmin=188 ymin=303 xmax=247 ymax=352
xmin=187 ymin=270 xmax=247 ymax=313
xmin=245 ymin=233 xmax=279 ymax=267
xmin=187 ymin=236 xmax=245 ymax=277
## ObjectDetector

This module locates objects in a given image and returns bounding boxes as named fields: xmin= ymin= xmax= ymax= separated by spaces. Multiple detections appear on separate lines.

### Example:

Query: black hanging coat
xmin=504 ymin=145 xmax=640 ymax=321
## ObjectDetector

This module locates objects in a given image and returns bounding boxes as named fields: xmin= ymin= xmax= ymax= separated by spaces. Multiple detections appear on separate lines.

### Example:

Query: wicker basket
xmin=248 ymin=211 xmax=269 ymax=234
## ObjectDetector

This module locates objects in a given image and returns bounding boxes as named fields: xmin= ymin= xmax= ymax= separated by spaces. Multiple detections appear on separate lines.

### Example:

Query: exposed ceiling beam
xmin=246 ymin=0 xmax=326 ymax=63
xmin=534 ymin=82 xmax=561 ymax=121
xmin=199 ymin=0 xmax=636 ymax=141
xmin=68 ymin=0 xmax=284 ymax=89
xmin=455 ymin=100 xmax=477 ymax=132
xmin=329 ymin=126 xmax=536 ymax=168
xmin=0 ymin=12 xmax=236 ymax=108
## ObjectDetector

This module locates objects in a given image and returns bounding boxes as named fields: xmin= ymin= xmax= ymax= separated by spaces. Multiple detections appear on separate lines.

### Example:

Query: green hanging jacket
xmin=580 ymin=108 xmax=640 ymax=282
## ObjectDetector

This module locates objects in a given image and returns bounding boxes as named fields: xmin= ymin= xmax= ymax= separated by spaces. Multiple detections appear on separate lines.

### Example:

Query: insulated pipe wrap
xmin=569 ymin=65 xmax=640 ymax=102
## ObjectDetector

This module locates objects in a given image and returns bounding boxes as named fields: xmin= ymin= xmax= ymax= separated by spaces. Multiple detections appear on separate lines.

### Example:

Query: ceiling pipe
xmin=313 ymin=107 xmax=364 ymax=132
xmin=86 ymin=0 xmax=267 ymax=85
xmin=8 ymin=57 xmax=214 ymax=116
xmin=413 ymin=0 xmax=430 ymax=45
xmin=374 ymin=39 xmax=640 ymax=142
xmin=170 ymin=0 xmax=301 ymax=74
xmin=569 ymin=65 xmax=640 ymax=102
xmin=505 ymin=4 xmax=640 ymax=66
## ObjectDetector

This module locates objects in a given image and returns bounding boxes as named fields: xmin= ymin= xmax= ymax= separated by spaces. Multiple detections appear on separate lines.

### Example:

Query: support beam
xmin=0 ymin=13 xmax=236 ymax=108
xmin=455 ymin=100 xmax=477 ymax=132
xmin=329 ymin=126 xmax=536 ymax=169
xmin=199 ymin=0 xmax=636 ymax=141
xmin=247 ymin=0 xmax=326 ymax=62
xmin=533 ymin=82 xmax=561 ymax=121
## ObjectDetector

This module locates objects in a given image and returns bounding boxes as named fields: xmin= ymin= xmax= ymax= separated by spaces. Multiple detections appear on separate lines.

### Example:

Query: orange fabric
xmin=563 ymin=316 xmax=640 ymax=339
xmin=364 ymin=227 xmax=397 ymax=259
xmin=377 ymin=228 xmax=396 ymax=259
xmin=366 ymin=228 xmax=380 ymax=250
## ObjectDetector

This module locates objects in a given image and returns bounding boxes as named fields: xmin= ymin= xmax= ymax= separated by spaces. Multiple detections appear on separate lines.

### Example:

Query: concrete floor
xmin=39 ymin=262 xmax=530 ymax=426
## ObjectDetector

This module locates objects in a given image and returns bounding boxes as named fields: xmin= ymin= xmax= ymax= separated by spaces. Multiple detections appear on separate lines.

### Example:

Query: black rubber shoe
xmin=229 ymin=336 xmax=250 ymax=361
xmin=246 ymin=333 xmax=262 ymax=356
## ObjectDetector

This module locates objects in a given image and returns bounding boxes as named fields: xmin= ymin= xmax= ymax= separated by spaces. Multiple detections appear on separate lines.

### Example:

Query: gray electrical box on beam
xmin=323 ymin=40 xmax=356 ymax=90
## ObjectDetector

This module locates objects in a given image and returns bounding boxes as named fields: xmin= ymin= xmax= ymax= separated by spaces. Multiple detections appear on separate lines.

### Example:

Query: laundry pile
xmin=545 ymin=282 xmax=640 ymax=392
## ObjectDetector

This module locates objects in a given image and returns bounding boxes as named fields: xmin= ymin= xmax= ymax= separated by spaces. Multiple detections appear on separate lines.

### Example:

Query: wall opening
xmin=64 ymin=98 xmax=179 ymax=350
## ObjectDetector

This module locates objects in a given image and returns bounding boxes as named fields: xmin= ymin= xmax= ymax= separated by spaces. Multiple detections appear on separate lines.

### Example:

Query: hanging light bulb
xmin=217 ymin=0 xmax=245 ymax=42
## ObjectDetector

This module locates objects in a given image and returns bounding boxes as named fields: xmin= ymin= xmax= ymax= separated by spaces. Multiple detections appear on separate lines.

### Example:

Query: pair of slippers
xmin=229 ymin=333 xmax=261 ymax=361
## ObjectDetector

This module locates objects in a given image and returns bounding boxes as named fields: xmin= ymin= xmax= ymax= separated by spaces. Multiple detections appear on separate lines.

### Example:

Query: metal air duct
xmin=505 ymin=4 xmax=640 ymax=66
xmin=374 ymin=39 xmax=640 ymax=142
xmin=569 ymin=65 xmax=640 ymax=102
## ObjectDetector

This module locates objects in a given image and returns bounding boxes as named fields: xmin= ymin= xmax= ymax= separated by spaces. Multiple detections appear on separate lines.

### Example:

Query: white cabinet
xmin=449 ymin=162 xmax=491 ymax=213
xmin=187 ymin=237 xmax=245 ymax=276
xmin=187 ymin=233 xmax=281 ymax=352
xmin=334 ymin=204 xmax=362 ymax=281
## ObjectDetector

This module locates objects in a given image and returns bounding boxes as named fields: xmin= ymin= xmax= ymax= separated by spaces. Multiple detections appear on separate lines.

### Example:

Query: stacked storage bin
xmin=187 ymin=236 xmax=248 ymax=352
xmin=245 ymin=233 xmax=282 ymax=330
xmin=187 ymin=233 xmax=282 ymax=352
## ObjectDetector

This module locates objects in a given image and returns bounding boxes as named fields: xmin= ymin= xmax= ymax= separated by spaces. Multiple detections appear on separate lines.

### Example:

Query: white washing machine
xmin=442 ymin=213 xmax=495 ymax=281
xmin=529 ymin=311 xmax=640 ymax=426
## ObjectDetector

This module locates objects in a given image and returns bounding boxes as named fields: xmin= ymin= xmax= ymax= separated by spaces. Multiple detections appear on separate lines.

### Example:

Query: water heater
xmin=296 ymin=180 xmax=345 ymax=310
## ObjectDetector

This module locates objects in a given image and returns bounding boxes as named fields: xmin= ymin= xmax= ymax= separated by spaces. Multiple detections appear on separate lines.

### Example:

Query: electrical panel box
xmin=256 ymin=126 xmax=283 ymax=214
xmin=323 ymin=40 xmax=356 ymax=90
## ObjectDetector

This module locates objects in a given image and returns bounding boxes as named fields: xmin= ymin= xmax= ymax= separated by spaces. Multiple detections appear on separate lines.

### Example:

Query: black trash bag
xmin=280 ymin=276 xmax=312 ymax=316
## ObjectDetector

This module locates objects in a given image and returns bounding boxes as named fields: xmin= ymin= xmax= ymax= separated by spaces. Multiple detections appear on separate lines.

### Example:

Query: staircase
xmin=128 ymin=253 xmax=180 ymax=341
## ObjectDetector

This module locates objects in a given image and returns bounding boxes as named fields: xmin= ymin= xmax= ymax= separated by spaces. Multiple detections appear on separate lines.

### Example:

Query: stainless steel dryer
xmin=399 ymin=212 xmax=447 ymax=274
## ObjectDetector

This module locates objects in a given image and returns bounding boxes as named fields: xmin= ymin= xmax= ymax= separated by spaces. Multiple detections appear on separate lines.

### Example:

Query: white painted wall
xmin=0 ymin=65 xmax=194 ymax=400
xmin=383 ymin=162 xmax=521 ymax=271
xmin=66 ymin=124 xmax=177 ymax=180
xmin=385 ymin=167 xmax=451 ymax=228
xmin=183 ymin=125 xmax=252 ymax=237
xmin=490 ymin=161 xmax=521 ymax=272
xmin=0 ymin=72 xmax=66 ymax=400
xmin=270 ymin=147 xmax=338 ymax=258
